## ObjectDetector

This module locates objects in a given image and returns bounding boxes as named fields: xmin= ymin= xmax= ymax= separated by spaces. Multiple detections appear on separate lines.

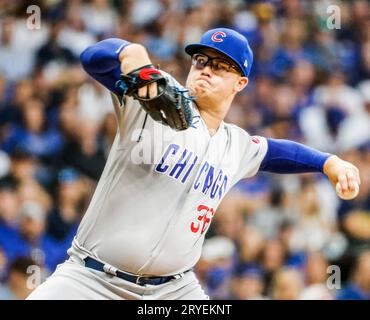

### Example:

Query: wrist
xmin=119 ymin=44 xmax=152 ymax=74
xmin=323 ymin=155 xmax=339 ymax=177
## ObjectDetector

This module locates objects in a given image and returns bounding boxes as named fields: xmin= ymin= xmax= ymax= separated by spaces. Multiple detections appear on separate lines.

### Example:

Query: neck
xmin=196 ymin=98 xmax=232 ymax=133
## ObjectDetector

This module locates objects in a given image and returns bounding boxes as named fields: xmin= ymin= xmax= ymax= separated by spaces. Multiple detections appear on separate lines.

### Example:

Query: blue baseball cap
xmin=58 ymin=168 xmax=80 ymax=184
xmin=185 ymin=28 xmax=253 ymax=76
xmin=234 ymin=264 xmax=264 ymax=279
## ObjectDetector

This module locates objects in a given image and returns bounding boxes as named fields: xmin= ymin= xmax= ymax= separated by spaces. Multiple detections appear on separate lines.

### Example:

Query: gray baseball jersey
xmin=72 ymin=73 xmax=267 ymax=277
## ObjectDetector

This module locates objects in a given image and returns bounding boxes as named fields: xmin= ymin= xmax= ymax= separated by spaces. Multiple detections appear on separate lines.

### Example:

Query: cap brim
xmin=185 ymin=44 xmax=211 ymax=55
xmin=185 ymin=43 xmax=246 ymax=76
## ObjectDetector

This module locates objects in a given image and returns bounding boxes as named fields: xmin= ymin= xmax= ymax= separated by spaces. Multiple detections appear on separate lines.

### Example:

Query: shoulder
xmin=223 ymin=122 xmax=257 ymax=141
xmin=223 ymin=122 xmax=267 ymax=153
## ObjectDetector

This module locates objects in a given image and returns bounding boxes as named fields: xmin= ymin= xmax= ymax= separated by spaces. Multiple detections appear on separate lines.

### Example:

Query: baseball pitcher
xmin=27 ymin=28 xmax=361 ymax=300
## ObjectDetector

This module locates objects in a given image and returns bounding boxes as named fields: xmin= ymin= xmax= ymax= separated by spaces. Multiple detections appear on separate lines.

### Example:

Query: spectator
xmin=337 ymin=250 xmax=370 ymax=300
xmin=16 ymin=175 xmax=52 ymax=214
xmin=5 ymin=201 xmax=67 ymax=273
xmin=0 ymin=79 xmax=34 ymax=132
xmin=36 ymin=21 xmax=77 ymax=71
xmin=77 ymin=81 xmax=113 ymax=126
xmin=229 ymin=264 xmax=267 ymax=300
xmin=9 ymin=150 xmax=38 ymax=183
xmin=0 ymin=256 xmax=39 ymax=300
xmin=260 ymin=239 xmax=287 ymax=292
xmin=270 ymin=267 xmax=304 ymax=300
xmin=0 ymin=175 xmax=20 ymax=229
xmin=0 ymin=17 xmax=48 ymax=81
xmin=268 ymin=18 xmax=308 ymax=79
xmin=47 ymin=168 xmax=85 ymax=242
xmin=1 ymin=97 xmax=64 ymax=161
xmin=211 ymin=193 xmax=245 ymax=241
xmin=237 ymin=226 xmax=265 ymax=266
xmin=288 ymin=176 xmax=338 ymax=253
xmin=338 ymin=148 xmax=370 ymax=253
xmin=300 ymin=252 xmax=334 ymax=300
xmin=300 ymin=71 xmax=365 ymax=153
xmin=80 ymin=0 xmax=117 ymax=37
xmin=57 ymin=6 xmax=97 ymax=58
xmin=60 ymin=120 xmax=106 ymax=180
xmin=197 ymin=236 xmax=236 ymax=299
xmin=249 ymin=184 xmax=287 ymax=240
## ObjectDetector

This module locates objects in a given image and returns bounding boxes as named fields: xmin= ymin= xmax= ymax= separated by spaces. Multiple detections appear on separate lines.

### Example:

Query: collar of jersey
xmin=192 ymin=102 xmax=225 ymax=138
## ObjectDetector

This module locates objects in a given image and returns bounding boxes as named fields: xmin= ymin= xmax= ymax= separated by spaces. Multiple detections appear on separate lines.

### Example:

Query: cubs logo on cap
xmin=185 ymin=27 xmax=253 ymax=77
xmin=211 ymin=31 xmax=226 ymax=42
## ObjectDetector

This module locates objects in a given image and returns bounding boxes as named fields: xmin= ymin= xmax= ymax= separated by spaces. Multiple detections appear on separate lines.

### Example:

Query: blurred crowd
xmin=0 ymin=0 xmax=369 ymax=300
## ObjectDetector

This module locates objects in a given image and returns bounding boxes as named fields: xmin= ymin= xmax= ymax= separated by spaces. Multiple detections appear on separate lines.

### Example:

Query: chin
xmin=193 ymin=89 xmax=208 ymax=101
xmin=186 ymin=84 xmax=201 ymax=98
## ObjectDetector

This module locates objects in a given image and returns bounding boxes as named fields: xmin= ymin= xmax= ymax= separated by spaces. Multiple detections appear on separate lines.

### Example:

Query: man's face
xmin=186 ymin=48 xmax=247 ymax=104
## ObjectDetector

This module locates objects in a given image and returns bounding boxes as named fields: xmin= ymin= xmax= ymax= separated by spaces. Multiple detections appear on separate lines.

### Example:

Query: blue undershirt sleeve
xmin=259 ymin=138 xmax=332 ymax=174
xmin=80 ymin=38 xmax=131 ymax=96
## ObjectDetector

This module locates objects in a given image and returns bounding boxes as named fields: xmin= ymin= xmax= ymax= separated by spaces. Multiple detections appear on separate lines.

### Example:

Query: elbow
xmin=80 ymin=45 xmax=95 ymax=71
xmin=79 ymin=43 xmax=112 ymax=75
xmin=80 ymin=38 xmax=127 ymax=74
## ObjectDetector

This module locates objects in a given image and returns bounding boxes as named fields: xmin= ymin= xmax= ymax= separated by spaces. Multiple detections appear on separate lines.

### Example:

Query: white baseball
xmin=336 ymin=182 xmax=359 ymax=200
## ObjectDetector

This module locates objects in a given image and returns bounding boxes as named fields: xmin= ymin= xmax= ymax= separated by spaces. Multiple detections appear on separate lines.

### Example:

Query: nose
xmin=200 ymin=64 xmax=212 ymax=77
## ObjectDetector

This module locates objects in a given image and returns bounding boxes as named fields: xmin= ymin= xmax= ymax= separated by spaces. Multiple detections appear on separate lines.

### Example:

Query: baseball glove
xmin=115 ymin=65 xmax=193 ymax=131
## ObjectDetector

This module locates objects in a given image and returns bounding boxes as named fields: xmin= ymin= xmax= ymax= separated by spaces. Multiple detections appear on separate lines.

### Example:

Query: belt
xmin=83 ymin=256 xmax=184 ymax=286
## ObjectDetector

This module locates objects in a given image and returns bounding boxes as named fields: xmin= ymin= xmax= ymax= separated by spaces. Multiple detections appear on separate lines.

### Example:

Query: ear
xmin=235 ymin=77 xmax=249 ymax=92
